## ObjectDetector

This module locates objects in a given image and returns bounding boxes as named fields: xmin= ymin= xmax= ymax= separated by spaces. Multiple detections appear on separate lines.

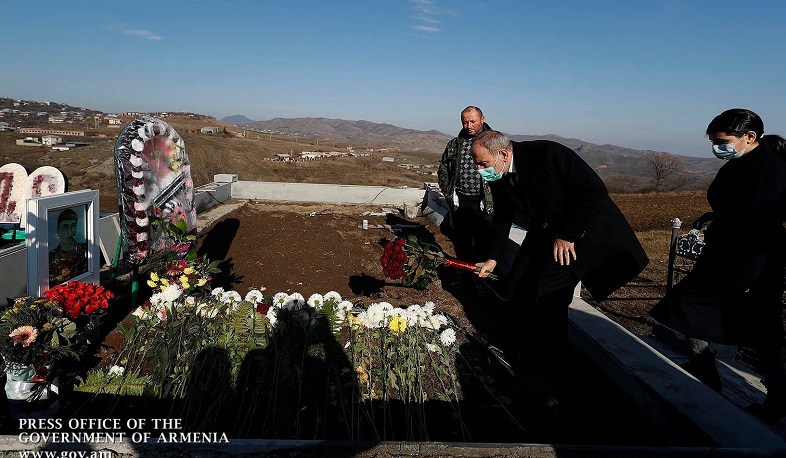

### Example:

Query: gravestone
xmin=20 ymin=166 xmax=66 ymax=228
xmin=0 ymin=164 xmax=67 ymax=227
xmin=0 ymin=163 xmax=28 ymax=224
xmin=114 ymin=117 xmax=196 ymax=264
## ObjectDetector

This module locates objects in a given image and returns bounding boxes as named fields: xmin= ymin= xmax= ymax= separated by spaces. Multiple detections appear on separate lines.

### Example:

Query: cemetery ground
xmin=0 ymin=192 xmax=730 ymax=446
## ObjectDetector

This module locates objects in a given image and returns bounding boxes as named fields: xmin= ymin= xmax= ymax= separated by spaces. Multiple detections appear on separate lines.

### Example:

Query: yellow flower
xmin=160 ymin=279 xmax=169 ymax=287
xmin=355 ymin=365 xmax=369 ymax=384
xmin=388 ymin=316 xmax=406 ymax=333
xmin=347 ymin=314 xmax=361 ymax=329
xmin=179 ymin=275 xmax=189 ymax=284
xmin=146 ymin=280 xmax=157 ymax=288
xmin=42 ymin=323 xmax=54 ymax=331
xmin=196 ymin=278 xmax=207 ymax=287
xmin=183 ymin=267 xmax=194 ymax=275
xmin=150 ymin=272 xmax=159 ymax=282
xmin=181 ymin=282 xmax=190 ymax=290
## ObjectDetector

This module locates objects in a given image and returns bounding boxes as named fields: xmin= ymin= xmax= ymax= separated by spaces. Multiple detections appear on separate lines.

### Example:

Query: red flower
xmin=44 ymin=281 xmax=115 ymax=319
xmin=256 ymin=303 xmax=271 ymax=315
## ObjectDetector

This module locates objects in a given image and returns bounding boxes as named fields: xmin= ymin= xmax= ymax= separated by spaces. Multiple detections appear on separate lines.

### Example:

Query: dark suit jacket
xmin=488 ymin=140 xmax=649 ymax=301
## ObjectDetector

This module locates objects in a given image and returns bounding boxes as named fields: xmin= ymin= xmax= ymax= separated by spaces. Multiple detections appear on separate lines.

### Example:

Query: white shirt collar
xmin=506 ymin=154 xmax=516 ymax=175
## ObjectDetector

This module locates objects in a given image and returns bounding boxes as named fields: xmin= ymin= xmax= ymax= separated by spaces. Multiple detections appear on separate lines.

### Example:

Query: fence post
xmin=666 ymin=218 xmax=682 ymax=291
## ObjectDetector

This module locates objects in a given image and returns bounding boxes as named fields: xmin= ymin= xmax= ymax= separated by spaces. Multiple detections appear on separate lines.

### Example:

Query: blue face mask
xmin=478 ymin=155 xmax=504 ymax=182
xmin=712 ymin=135 xmax=748 ymax=160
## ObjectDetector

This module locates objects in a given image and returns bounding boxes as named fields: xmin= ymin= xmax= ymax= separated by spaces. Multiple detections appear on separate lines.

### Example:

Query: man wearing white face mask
xmin=471 ymin=130 xmax=648 ymax=372
xmin=651 ymin=108 xmax=786 ymax=421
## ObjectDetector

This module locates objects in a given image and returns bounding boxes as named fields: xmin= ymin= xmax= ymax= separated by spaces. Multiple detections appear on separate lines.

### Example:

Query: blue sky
xmin=2 ymin=0 xmax=785 ymax=157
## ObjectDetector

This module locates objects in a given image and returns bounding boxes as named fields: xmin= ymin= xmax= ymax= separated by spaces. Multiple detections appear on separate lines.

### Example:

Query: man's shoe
xmin=680 ymin=351 xmax=722 ymax=392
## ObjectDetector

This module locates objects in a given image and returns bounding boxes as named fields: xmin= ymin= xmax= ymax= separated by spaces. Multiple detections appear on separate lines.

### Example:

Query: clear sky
xmin=2 ymin=0 xmax=785 ymax=157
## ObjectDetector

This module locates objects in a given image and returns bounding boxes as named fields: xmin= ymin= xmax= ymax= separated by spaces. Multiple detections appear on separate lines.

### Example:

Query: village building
xmin=41 ymin=135 xmax=62 ymax=146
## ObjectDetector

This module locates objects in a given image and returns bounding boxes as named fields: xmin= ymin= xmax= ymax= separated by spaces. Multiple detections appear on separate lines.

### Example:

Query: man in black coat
xmin=471 ymin=130 xmax=649 ymax=365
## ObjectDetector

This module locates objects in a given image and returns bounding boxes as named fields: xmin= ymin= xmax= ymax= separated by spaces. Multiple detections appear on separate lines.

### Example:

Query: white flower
xmin=267 ymin=308 xmax=278 ymax=327
xmin=211 ymin=287 xmax=225 ymax=297
xmin=307 ymin=293 xmax=324 ymax=309
xmin=221 ymin=290 xmax=242 ymax=305
xmin=426 ymin=343 xmax=440 ymax=353
xmin=366 ymin=303 xmax=386 ymax=328
xmin=272 ymin=292 xmax=289 ymax=308
xmin=161 ymin=284 xmax=183 ymax=303
xmin=423 ymin=301 xmax=435 ymax=314
xmin=131 ymin=307 xmax=152 ymax=320
xmin=335 ymin=300 xmax=354 ymax=321
xmin=288 ymin=292 xmax=305 ymax=308
xmin=324 ymin=291 xmax=342 ymax=303
xmin=184 ymin=296 xmax=196 ymax=308
xmin=356 ymin=311 xmax=371 ymax=329
xmin=377 ymin=302 xmax=394 ymax=314
xmin=337 ymin=300 xmax=353 ymax=313
xmin=431 ymin=314 xmax=448 ymax=329
xmin=245 ymin=289 xmax=265 ymax=305
xmin=439 ymin=328 xmax=456 ymax=347
xmin=196 ymin=303 xmax=218 ymax=319
xmin=108 ymin=365 xmax=125 ymax=377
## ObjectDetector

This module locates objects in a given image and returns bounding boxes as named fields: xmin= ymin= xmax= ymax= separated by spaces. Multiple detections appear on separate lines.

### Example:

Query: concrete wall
xmin=0 ymin=244 xmax=26 ymax=302
xmin=194 ymin=182 xmax=232 ymax=214
xmin=232 ymin=181 xmax=427 ymax=206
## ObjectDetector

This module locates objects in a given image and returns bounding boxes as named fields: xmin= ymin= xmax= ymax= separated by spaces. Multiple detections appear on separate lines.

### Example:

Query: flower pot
xmin=4 ymin=361 xmax=60 ymax=419
xmin=4 ymin=361 xmax=59 ymax=400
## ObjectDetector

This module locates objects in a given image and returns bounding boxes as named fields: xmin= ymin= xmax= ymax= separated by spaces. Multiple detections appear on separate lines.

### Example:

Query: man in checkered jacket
xmin=437 ymin=106 xmax=494 ymax=288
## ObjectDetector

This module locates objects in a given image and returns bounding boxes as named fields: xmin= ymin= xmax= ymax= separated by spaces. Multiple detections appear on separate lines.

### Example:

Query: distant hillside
xmin=248 ymin=117 xmax=452 ymax=153
xmin=222 ymin=114 xmax=255 ymax=125
xmin=247 ymin=117 xmax=720 ymax=182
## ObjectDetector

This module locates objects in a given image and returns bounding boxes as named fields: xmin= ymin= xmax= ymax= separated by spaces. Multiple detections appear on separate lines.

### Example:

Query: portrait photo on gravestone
xmin=48 ymin=206 xmax=88 ymax=286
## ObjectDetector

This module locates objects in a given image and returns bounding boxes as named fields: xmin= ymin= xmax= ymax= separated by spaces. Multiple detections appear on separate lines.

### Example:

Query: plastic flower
xmin=9 ymin=326 xmax=38 ymax=347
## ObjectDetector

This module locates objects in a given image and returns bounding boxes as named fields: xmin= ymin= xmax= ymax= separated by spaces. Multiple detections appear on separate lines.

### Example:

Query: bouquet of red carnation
xmin=380 ymin=235 xmax=496 ymax=289
xmin=44 ymin=281 xmax=115 ymax=319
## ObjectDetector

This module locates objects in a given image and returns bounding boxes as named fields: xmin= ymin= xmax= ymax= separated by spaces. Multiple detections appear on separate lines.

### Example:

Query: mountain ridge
xmin=226 ymin=115 xmax=720 ymax=176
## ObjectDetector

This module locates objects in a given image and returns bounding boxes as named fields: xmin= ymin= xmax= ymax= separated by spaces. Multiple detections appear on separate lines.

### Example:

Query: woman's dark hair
xmin=707 ymin=108 xmax=786 ymax=153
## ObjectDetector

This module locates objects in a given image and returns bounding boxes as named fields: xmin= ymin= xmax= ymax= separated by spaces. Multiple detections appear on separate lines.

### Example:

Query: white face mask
xmin=478 ymin=155 xmax=503 ymax=182
xmin=712 ymin=135 xmax=747 ymax=160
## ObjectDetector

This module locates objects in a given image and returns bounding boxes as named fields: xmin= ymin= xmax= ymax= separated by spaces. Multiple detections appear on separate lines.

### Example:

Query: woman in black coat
xmin=650 ymin=108 xmax=786 ymax=421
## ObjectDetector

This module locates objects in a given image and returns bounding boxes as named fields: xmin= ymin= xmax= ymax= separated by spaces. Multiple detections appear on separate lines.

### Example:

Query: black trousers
xmin=511 ymin=246 xmax=579 ymax=365
xmin=451 ymin=193 xmax=491 ymax=263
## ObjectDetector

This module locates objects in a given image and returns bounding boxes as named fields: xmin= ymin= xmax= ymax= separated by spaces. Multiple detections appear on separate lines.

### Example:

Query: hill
xmin=245 ymin=117 xmax=452 ymax=154
xmin=243 ymin=116 xmax=720 ymax=191
xmin=222 ymin=114 xmax=255 ymax=125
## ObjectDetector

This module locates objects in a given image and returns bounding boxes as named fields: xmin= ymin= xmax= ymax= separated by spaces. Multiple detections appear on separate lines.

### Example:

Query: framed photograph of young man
xmin=26 ymin=189 xmax=100 ymax=297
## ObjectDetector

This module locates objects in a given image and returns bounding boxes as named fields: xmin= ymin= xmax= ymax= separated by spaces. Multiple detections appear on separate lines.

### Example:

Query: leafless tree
xmin=645 ymin=151 xmax=685 ymax=192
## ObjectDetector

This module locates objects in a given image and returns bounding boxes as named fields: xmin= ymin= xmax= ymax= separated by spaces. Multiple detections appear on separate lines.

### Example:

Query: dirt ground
xmin=200 ymin=193 xmax=712 ymax=340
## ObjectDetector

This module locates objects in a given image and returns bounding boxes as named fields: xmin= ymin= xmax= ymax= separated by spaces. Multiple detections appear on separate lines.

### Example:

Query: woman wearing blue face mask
xmin=651 ymin=108 xmax=786 ymax=421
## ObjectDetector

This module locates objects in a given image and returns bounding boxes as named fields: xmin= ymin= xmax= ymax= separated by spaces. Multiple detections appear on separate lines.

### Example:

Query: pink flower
xmin=9 ymin=326 xmax=38 ymax=347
